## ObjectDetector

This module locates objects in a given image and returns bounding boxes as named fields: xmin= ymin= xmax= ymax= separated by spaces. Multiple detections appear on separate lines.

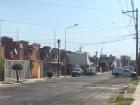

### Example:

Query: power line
xmin=1 ymin=18 xmax=125 ymax=29
xmin=118 ymin=0 xmax=124 ymax=11
xmin=125 ymin=0 xmax=129 ymax=10
xmin=66 ymin=37 xmax=133 ymax=46
xmin=125 ymin=0 xmax=133 ymax=26
xmin=131 ymin=0 xmax=136 ymax=25
xmin=22 ymin=0 xmax=121 ymax=12
xmin=1 ymin=31 xmax=55 ymax=35
xmin=5 ymin=19 xmax=51 ymax=27
xmin=1 ymin=25 xmax=132 ymax=36
xmin=67 ymin=33 xmax=134 ymax=41
xmin=118 ymin=0 xmax=133 ymax=35
xmin=122 ymin=0 xmax=139 ymax=78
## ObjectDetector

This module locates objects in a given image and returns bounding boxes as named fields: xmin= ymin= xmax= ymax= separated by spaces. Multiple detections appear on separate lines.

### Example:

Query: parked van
xmin=112 ymin=67 xmax=136 ymax=78
xmin=124 ymin=66 xmax=134 ymax=71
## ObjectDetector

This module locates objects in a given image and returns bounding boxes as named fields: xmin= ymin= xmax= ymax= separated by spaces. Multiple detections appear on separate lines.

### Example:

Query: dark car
xmin=72 ymin=68 xmax=83 ymax=77
xmin=85 ymin=69 xmax=96 ymax=76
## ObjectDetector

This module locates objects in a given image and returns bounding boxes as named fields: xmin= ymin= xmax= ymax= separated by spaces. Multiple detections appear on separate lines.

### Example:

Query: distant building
xmin=67 ymin=52 xmax=90 ymax=66
xmin=39 ymin=46 xmax=51 ymax=61
xmin=66 ymin=52 xmax=91 ymax=74
xmin=121 ymin=55 xmax=131 ymax=67
xmin=114 ymin=58 xmax=122 ymax=67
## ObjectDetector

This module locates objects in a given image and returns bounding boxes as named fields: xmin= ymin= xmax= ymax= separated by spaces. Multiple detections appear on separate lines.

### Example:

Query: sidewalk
xmin=132 ymin=83 xmax=140 ymax=105
xmin=0 ymin=78 xmax=47 ymax=87
xmin=0 ymin=76 xmax=70 ymax=87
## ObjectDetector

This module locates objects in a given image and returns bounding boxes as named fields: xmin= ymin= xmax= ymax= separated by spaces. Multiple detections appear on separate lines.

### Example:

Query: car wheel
xmin=114 ymin=73 xmax=119 ymax=77
xmin=131 ymin=74 xmax=136 ymax=78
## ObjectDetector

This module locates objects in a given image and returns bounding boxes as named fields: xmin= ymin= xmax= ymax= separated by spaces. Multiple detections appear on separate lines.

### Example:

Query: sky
xmin=0 ymin=0 xmax=139 ymax=59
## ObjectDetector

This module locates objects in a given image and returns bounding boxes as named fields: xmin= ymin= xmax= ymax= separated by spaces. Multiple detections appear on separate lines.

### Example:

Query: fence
xmin=5 ymin=59 xmax=32 ymax=80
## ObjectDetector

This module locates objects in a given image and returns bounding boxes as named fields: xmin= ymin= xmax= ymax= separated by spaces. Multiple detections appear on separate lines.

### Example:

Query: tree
xmin=11 ymin=63 xmax=23 ymax=83
xmin=99 ymin=62 xmax=107 ymax=72
xmin=0 ymin=57 xmax=4 ymax=72
xmin=1 ymin=36 xmax=13 ymax=45
xmin=0 ymin=57 xmax=4 ymax=81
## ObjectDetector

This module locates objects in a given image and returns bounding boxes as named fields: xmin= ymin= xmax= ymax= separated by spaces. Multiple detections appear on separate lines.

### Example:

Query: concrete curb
xmin=0 ymin=76 xmax=70 ymax=87
xmin=132 ymin=83 xmax=140 ymax=105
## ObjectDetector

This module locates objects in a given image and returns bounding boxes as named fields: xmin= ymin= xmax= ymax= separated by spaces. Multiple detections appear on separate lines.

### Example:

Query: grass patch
xmin=4 ymin=79 xmax=26 ymax=84
xmin=131 ymin=79 xmax=139 ymax=85
xmin=127 ymin=87 xmax=136 ymax=93
xmin=4 ymin=79 xmax=17 ymax=84
xmin=114 ymin=96 xmax=134 ymax=105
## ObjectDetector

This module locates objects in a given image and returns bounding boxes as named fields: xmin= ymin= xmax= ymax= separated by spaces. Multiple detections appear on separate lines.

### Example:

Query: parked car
xmin=72 ymin=68 xmax=83 ymax=77
xmin=112 ymin=67 xmax=136 ymax=78
xmin=85 ymin=69 xmax=96 ymax=76
xmin=124 ymin=66 xmax=134 ymax=71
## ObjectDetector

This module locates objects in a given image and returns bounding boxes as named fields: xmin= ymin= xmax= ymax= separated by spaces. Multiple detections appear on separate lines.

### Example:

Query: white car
xmin=124 ymin=66 xmax=134 ymax=71
xmin=72 ymin=68 xmax=83 ymax=77
xmin=112 ymin=67 xmax=136 ymax=78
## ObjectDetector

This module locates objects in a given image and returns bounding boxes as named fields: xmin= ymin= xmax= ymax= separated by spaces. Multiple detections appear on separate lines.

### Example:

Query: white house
xmin=67 ymin=52 xmax=91 ymax=67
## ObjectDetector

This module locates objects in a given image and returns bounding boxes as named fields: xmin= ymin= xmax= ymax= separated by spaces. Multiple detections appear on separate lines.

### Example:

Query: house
xmin=39 ymin=46 xmax=51 ymax=61
xmin=67 ymin=52 xmax=91 ymax=74
xmin=1 ymin=36 xmax=18 ymax=59
xmin=39 ymin=46 xmax=52 ymax=77
xmin=26 ymin=44 xmax=41 ymax=78
xmin=48 ymin=48 xmax=64 ymax=76
xmin=4 ymin=60 xmax=32 ymax=80
xmin=1 ymin=36 xmax=42 ymax=79
xmin=121 ymin=55 xmax=131 ymax=67
xmin=98 ymin=54 xmax=116 ymax=71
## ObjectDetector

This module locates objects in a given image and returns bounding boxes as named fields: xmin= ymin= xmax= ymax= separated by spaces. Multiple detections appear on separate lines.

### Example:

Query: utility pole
xmin=96 ymin=51 xmax=98 ymax=65
xmin=122 ymin=8 xmax=139 ymax=78
xmin=57 ymin=39 xmax=60 ymax=77
xmin=53 ymin=28 xmax=56 ymax=48
xmin=16 ymin=26 xmax=19 ymax=42
xmin=101 ymin=48 xmax=103 ymax=55
xmin=136 ymin=8 xmax=139 ymax=77
xmin=16 ymin=26 xmax=20 ymax=60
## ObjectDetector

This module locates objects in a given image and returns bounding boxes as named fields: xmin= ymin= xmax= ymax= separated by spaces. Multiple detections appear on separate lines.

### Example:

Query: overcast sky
xmin=0 ymin=0 xmax=139 ymax=59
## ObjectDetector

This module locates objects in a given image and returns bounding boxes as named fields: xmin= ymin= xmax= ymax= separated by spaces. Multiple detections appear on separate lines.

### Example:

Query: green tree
xmin=11 ymin=63 xmax=23 ymax=83
xmin=99 ymin=62 xmax=107 ymax=72
xmin=0 ymin=57 xmax=4 ymax=81
xmin=0 ymin=57 xmax=4 ymax=72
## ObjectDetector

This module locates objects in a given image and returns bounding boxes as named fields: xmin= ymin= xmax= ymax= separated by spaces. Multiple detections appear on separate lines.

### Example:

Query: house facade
xmin=67 ymin=52 xmax=91 ymax=74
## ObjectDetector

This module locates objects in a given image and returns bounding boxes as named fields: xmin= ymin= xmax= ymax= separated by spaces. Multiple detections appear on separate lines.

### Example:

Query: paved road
xmin=0 ymin=72 xmax=132 ymax=105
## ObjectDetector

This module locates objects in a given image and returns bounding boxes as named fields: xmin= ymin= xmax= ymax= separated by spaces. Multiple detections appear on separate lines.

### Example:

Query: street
xmin=0 ymin=72 xmax=132 ymax=105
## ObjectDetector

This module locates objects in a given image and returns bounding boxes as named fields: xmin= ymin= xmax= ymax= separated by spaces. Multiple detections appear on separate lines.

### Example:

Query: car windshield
xmin=73 ymin=69 xmax=81 ymax=71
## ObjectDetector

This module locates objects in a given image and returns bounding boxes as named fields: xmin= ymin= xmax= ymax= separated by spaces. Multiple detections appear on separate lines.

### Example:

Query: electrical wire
xmin=72 ymin=37 xmax=133 ymax=46
xmin=21 ymin=0 xmax=121 ymax=12
xmin=118 ymin=0 xmax=133 ymax=35
xmin=125 ymin=0 xmax=129 ymax=10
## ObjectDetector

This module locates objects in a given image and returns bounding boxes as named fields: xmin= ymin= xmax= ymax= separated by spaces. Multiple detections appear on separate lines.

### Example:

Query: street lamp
xmin=64 ymin=24 xmax=78 ymax=75
xmin=65 ymin=24 xmax=78 ymax=51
